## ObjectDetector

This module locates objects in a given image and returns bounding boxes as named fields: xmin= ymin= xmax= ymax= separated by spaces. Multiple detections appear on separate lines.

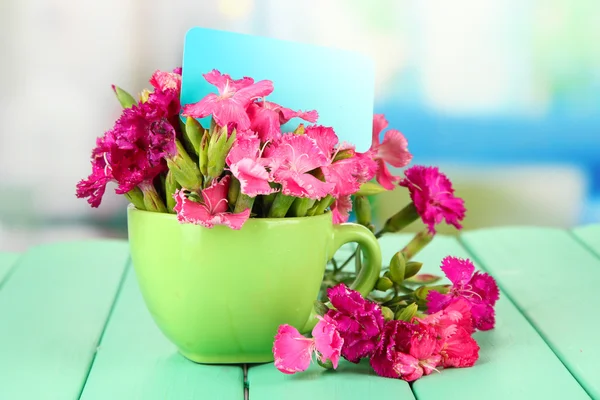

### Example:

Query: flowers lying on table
xmin=274 ymin=257 xmax=499 ymax=381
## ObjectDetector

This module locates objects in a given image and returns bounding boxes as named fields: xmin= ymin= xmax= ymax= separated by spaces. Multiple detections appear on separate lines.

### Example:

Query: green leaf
xmin=112 ymin=85 xmax=137 ymax=108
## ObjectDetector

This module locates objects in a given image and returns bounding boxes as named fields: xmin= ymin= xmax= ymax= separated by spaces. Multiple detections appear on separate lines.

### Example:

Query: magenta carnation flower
xmin=399 ymin=165 xmax=466 ymax=233
xmin=427 ymin=256 xmax=500 ymax=331
xmin=325 ymin=284 xmax=385 ymax=363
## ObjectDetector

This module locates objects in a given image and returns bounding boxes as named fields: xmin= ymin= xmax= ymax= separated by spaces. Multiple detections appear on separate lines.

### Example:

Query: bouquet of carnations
xmin=76 ymin=67 xmax=498 ymax=382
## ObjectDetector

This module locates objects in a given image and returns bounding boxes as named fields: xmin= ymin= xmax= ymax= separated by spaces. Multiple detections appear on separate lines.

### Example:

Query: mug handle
xmin=301 ymin=223 xmax=382 ymax=333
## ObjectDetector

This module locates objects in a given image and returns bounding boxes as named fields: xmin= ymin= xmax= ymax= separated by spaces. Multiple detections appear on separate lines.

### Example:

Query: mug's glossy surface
xmin=127 ymin=205 xmax=381 ymax=363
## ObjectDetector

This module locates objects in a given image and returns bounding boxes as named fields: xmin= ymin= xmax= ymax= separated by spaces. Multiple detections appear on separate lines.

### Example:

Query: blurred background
xmin=0 ymin=0 xmax=598 ymax=250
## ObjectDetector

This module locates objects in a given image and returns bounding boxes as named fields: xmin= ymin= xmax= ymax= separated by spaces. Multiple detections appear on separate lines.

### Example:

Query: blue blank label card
xmin=180 ymin=27 xmax=375 ymax=152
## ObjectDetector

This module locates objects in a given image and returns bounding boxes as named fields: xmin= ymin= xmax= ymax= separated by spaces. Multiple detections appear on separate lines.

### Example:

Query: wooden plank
xmin=461 ymin=227 xmax=598 ymax=399
xmin=249 ymin=359 xmax=415 ymax=400
xmin=0 ymin=240 xmax=129 ymax=400
xmin=572 ymin=224 xmax=600 ymax=257
xmin=80 ymin=267 xmax=245 ymax=400
xmin=382 ymin=234 xmax=589 ymax=400
xmin=0 ymin=252 xmax=20 ymax=286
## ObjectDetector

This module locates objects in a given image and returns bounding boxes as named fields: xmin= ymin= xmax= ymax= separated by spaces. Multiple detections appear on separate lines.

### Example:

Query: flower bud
xmin=317 ymin=358 xmax=334 ymax=369
xmin=332 ymin=148 xmax=354 ymax=162
xmin=139 ymin=182 xmax=167 ymax=213
xmin=111 ymin=85 xmax=137 ymax=109
xmin=166 ymin=139 xmax=203 ymax=191
xmin=404 ymin=261 xmax=423 ymax=280
xmin=395 ymin=303 xmax=418 ymax=322
xmin=375 ymin=276 xmax=394 ymax=291
xmin=355 ymin=181 xmax=387 ymax=196
xmin=354 ymin=195 xmax=372 ymax=227
xmin=401 ymin=230 xmax=434 ymax=260
xmin=381 ymin=306 xmax=394 ymax=321
xmin=165 ymin=170 xmax=180 ymax=214
xmin=207 ymin=125 xmax=236 ymax=179
xmin=124 ymin=187 xmax=145 ymax=210
xmin=139 ymin=89 xmax=151 ymax=103
xmin=389 ymin=252 xmax=406 ymax=284
xmin=184 ymin=117 xmax=203 ymax=156
xmin=293 ymin=123 xmax=305 ymax=135
xmin=199 ymin=130 xmax=210 ymax=177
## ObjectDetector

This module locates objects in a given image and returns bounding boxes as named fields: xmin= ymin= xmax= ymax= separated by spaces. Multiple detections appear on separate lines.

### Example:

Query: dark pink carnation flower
xmin=399 ymin=165 xmax=466 ymax=233
xmin=427 ymin=256 xmax=499 ymax=331
xmin=325 ymin=284 xmax=385 ymax=363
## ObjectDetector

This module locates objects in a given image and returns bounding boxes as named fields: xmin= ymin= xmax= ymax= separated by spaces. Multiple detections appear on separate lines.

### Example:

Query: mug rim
xmin=126 ymin=203 xmax=334 ymax=223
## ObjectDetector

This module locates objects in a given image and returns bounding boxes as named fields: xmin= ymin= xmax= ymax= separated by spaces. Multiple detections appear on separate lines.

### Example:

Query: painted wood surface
xmin=0 ymin=241 xmax=129 ymax=400
xmin=461 ymin=227 xmax=599 ymax=398
xmin=80 ymin=267 xmax=245 ymax=400
xmin=0 ymin=252 xmax=19 ymax=286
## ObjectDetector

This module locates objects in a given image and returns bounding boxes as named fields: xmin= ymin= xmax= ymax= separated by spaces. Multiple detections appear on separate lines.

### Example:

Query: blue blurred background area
xmin=0 ymin=0 xmax=598 ymax=249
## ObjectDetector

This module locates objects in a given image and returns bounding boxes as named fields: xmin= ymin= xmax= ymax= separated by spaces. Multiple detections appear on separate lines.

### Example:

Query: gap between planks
xmin=77 ymin=260 xmax=132 ymax=400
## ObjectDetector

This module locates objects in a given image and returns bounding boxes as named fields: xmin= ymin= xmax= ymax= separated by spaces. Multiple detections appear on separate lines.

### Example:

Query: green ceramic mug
xmin=127 ymin=205 xmax=382 ymax=363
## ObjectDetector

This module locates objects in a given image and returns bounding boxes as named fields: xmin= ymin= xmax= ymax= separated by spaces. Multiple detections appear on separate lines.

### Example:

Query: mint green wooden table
xmin=0 ymin=225 xmax=598 ymax=399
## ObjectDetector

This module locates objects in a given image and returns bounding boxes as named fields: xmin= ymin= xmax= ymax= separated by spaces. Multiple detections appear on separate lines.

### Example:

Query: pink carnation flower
xmin=226 ymin=134 xmax=275 ymax=197
xmin=173 ymin=176 xmax=250 ymax=230
xmin=273 ymin=314 xmax=343 ymax=374
xmin=182 ymin=69 xmax=273 ymax=130
xmin=369 ymin=114 xmax=412 ymax=190
xmin=370 ymin=321 xmax=441 ymax=381
xmin=247 ymin=100 xmax=318 ymax=142
xmin=325 ymin=284 xmax=385 ymax=363
xmin=331 ymin=195 xmax=352 ymax=224
xmin=427 ymin=256 xmax=500 ymax=331
xmin=263 ymin=134 xmax=334 ymax=199
xmin=399 ymin=165 xmax=466 ymax=233
xmin=419 ymin=298 xmax=479 ymax=368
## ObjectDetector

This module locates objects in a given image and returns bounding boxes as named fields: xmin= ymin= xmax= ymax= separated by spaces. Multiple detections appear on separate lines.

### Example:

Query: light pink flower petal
xmin=218 ymin=208 xmax=251 ymax=230
xmin=230 ymin=158 xmax=275 ymax=197
xmin=371 ymin=114 xmax=388 ymax=146
xmin=322 ymin=158 xmax=363 ymax=197
xmin=312 ymin=315 xmax=343 ymax=369
xmin=305 ymin=125 xmax=339 ymax=157
xmin=421 ymin=354 xmax=442 ymax=375
xmin=377 ymin=129 xmax=412 ymax=168
xmin=201 ymin=176 xmax=231 ymax=214
xmin=202 ymin=69 xmax=255 ymax=93
xmin=226 ymin=134 xmax=262 ymax=166
xmin=331 ymin=195 xmax=352 ymax=224
xmin=173 ymin=190 xmax=214 ymax=227
xmin=440 ymin=256 xmax=475 ymax=287
xmin=273 ymin=325 xmax=314 ymax=374
xmin=274 ymin=169 xmax=334 ymax=199
xmin=264 ymin=134 xmax=330 ymax=173
xmin=278 ymin=106 xmax=318 ymax=125
xmin=394 ymin=353 xmax=423 ymax=382
xmin=375 ymin=159 xmax=400 ymax=190
xmin=247 ymin=104 xmax=283 ymax=142
xmin=235 ymin=80 xmax=275 ymax=104
xmin=182 ymin=94 xmax=221 ymax=119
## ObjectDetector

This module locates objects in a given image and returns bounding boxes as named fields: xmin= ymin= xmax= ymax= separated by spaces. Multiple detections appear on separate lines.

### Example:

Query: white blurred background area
xmin=1 ymin=0 xmax=599 ymax=250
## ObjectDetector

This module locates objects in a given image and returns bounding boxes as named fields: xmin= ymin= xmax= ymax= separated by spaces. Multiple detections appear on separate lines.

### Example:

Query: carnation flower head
xmin=273 ymin=314 xmax=343 ymax=374
xmin=427 ymin=256 xmax=500 ymax=331
xmin=325 ymin=284 xmax=385 ymax=363
xmin=399 ymin=165 xmax=466 ymax=233
xmin=182 ymin=69 xmax=273 ymax=130
xmin=247 ymin=100 xmax=318 ymax=142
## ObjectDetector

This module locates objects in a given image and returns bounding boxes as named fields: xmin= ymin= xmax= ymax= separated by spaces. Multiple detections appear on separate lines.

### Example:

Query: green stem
xmin=124 ymin=187 xmax=145 ymax=210
xmin=139 ymin=182 xmax=167 ymax=213
xmin=267 ymin=193 xmax=296 ymax=218
xmin=290 ymin=198 xmax=315 ymax=217
xmin=401 ymin=230 xmax=435 ymax=260
xmin=380 ymin=202 xmax=420 ymax=235
xmin=234 ymin=193 xmax=255 ymax=214
xmin=307 ymin=195 xmax=334 ymax=216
